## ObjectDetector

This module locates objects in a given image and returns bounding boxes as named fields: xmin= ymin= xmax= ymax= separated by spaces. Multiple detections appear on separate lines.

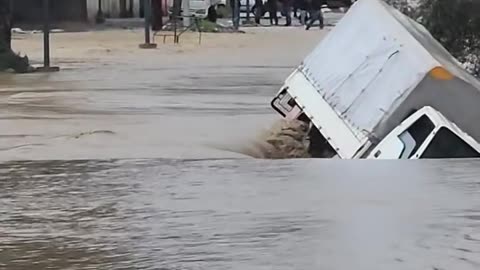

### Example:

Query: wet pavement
xmin=1 ymin=27 xmax=480 ymax=269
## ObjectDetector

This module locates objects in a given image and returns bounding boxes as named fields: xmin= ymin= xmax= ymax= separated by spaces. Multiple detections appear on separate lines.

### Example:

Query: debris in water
xmin=53 ymin=130 xmax=116 ymax=140
xmin=71 ymin=130 xmax=115 ymax=139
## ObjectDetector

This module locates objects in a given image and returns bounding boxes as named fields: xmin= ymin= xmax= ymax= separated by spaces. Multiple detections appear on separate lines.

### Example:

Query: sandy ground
xmin=1 ymin=27 xmax=328 ymax=161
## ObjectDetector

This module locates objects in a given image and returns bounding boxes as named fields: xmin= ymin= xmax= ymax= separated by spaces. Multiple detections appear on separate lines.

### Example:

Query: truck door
xmin=370 ymin=134 xmax=405 ymax=159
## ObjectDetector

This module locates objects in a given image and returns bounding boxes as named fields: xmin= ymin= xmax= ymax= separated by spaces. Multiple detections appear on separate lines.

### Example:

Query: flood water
xmin=1 ymin=29 xmax=480 ymax=269
xmin=1 ymin=159 xmax=480 ymax=269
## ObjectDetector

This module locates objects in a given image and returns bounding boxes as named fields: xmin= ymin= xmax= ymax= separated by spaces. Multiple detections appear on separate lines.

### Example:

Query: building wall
xmin=13 ymin=0 xmax=87 ymax=23
xmin=86 ymin=0 xmax=142 ymax=22
xmin=86 ymin=0 xmax=168 ymax=22
xmin=11 ymin=0 xmax=177 ymax=24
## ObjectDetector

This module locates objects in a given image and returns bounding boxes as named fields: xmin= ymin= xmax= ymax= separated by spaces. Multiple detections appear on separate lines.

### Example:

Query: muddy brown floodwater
xmin=1 ymin=28 xmax=479 ymax=270
xmin=2 ymin=28 xmax=324 ymax=161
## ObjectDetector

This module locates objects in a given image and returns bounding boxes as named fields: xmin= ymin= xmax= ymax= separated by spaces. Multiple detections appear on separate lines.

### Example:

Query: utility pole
xmin=0 ymin=0 xmax=12 ymax=51
xmin=43 ymin=0 xmax=49 ymax=68
xmin=183 ymin=0 xmax=191 ymax=27
xmin=128 ymin=0 xmax=134 ymax=17
xmin=96 ymin=0 xmax=105 ymax=24
xmin=7 ymin=0 xmax=12 ymax=49
xmin=120 ymin=0 xmax=127 ymax=17
xmin=38 ymin=0 xmax=59 ymax=72
xmin=233 ymin=0 xmax=239 ymax=30
xmin=139 ymin=0 xmax=157 ymax=48
xmin=246 ymin=0 xmax=250 ymax=22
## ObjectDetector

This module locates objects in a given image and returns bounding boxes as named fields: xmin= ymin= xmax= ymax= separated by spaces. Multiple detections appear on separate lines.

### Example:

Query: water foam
xmin=238 ymin=119 xmax=311 ymax=159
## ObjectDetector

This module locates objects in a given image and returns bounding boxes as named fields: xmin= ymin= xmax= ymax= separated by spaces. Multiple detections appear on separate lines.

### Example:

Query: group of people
xmin=252 ymin=0 xmax=327 ymax=30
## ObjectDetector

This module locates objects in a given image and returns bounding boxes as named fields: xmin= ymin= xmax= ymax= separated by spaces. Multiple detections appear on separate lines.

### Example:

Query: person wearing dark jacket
xmin=267 ymin=0 xmax=279 ymax=25
xmin=295 ymin=0 xmax=308 ymax=25
xmin=305 ymin=0 xmax=324 ymax=30
xmin=254 ymin=0 xmax=265 ymax=24
xmin=293 ymin=0 xmax=300 ymax=18
xmin=281 ymin=0 xmax=293 ymax=26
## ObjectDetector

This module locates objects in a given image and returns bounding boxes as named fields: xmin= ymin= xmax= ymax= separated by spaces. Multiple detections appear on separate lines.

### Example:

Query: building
xmin=13 ymin=0 xmax=87 ymax=23
xmin=86 ymin=0 xmax=141 ymax=22
xmin=12 ymin=0 xmax=168 ymax=24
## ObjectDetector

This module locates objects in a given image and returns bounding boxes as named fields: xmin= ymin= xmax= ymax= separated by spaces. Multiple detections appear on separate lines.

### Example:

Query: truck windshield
xmin=420 ymin=127 xmax=480 ymax=159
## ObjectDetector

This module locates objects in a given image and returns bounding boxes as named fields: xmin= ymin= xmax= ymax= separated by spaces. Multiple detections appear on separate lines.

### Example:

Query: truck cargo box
xmin=274 ymin=0 xmax=480 ymax=158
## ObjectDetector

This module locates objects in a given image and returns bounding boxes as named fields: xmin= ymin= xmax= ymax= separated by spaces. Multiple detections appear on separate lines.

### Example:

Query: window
xmin=398 ymin=132 xmax=416 ymax=158
xmin=420 ymin=128 xmax=480 ymax=159
xmin=398 ymin=115 xmax=435 ymax=159
xmin=271 ymin=88 xmax=296 ymax=117
xmin=371 ymin=115 xmax=435 ymax=159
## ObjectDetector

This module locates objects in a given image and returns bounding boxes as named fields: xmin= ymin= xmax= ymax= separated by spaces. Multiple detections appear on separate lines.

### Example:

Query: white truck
xmin=271 ymin=0 xmax=480 ymax=159
xmin=167 ymin=0 xmax=226 ymax=19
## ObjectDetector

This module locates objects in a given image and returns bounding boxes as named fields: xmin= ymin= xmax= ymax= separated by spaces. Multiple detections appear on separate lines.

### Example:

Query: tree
xmin=385 ymin=0 xmax=480 ymax=77
xmin=417 ymin=0 xmax=480 ymax=76
xmin=0 ymin=0 xmax=12 ymax=52
xmin=0 ymin=0 xmax=30 ymax=73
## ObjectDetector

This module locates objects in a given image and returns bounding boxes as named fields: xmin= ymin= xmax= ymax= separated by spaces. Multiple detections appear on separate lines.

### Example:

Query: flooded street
xmin=1 ymin=28 xmax=480 ymax=269
xmin=3 ymin=28 xmax=320 ymax=160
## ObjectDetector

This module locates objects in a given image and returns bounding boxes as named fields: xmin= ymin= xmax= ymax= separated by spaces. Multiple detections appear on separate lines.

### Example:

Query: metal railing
xmin=153 ymin=15 xmax=202 ymax=45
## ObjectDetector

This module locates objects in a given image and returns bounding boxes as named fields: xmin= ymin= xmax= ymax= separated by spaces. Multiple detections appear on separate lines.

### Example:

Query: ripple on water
xmin=0 ymin=158 xmax=479 ymax=269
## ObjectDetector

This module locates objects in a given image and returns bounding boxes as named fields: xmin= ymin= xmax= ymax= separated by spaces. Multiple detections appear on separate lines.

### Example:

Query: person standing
xmin=267 ymin=0 xmax=279 ymax=25
xmin=151 ymin=0 xmax=164 ymax=30
xmin=305 ymin=0 xmax=324 ymax=30
xmin=293 ymin=0 xmax=299 ymax=18
xmin=296 ymin=0 xmax=308 ymax=25
xmin=281 ymin=0 xmax=293 ymax=26
xmin=254 ymin=0 xmax=265 ymax=24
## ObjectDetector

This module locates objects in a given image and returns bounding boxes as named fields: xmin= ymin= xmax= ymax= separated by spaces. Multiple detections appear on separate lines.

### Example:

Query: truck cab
xmin=367 ymin=107 xmax=480 ymax=159
xmin=271 ymin=86 xmax=480 ymax=159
